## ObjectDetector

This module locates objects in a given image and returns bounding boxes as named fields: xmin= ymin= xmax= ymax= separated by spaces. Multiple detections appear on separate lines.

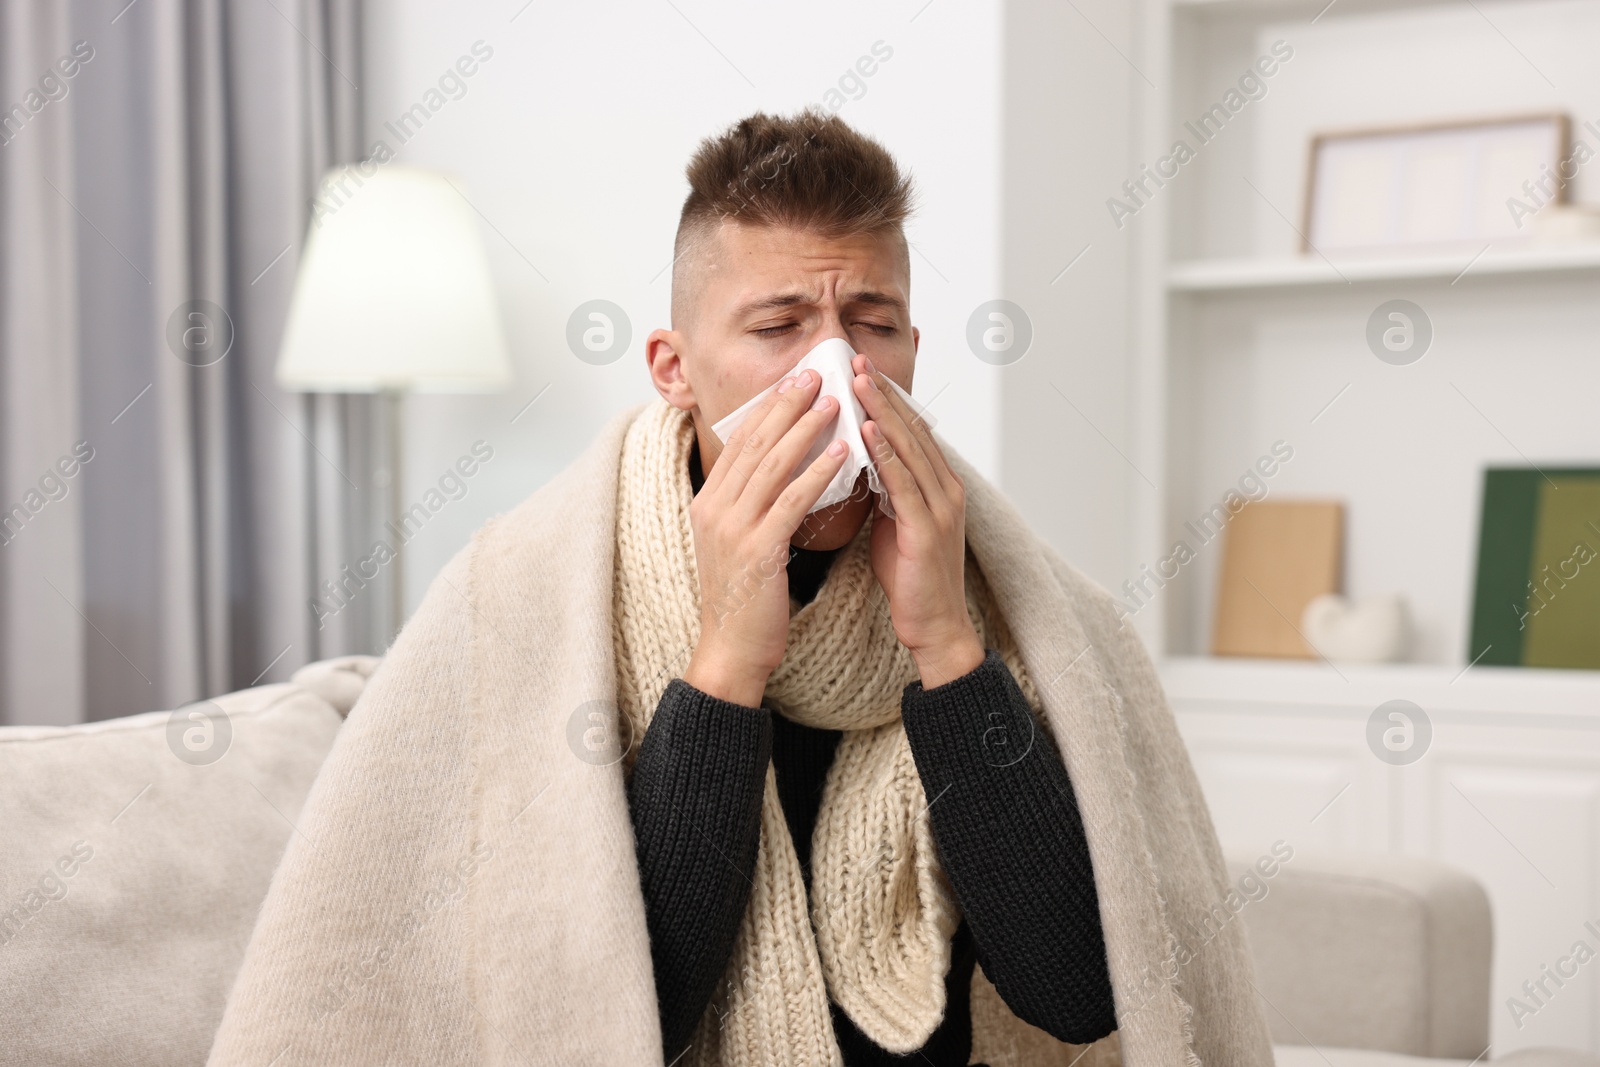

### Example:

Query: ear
xmin=646 ymin=328 xmax=696 ymax=411
xmin=911 ymin=324 xmax=920 ymax=355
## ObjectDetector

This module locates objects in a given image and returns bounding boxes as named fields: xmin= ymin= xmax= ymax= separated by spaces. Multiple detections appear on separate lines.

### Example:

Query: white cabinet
xmin=1162 ymin=657 xmax=1600 ymax=1054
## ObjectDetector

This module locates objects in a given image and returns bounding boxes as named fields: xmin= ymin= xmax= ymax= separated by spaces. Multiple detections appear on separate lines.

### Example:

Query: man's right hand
xmin=683 ymin=368 xmax=848 ymax=708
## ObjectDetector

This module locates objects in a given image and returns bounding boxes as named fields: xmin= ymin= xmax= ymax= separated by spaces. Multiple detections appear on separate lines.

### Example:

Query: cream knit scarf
xmin=612 ymin=400 xmax=1040 ymax=1064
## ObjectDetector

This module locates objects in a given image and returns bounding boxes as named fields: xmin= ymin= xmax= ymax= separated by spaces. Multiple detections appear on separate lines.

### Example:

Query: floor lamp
xmin=275 ymin=164 xmax=512 ymax=645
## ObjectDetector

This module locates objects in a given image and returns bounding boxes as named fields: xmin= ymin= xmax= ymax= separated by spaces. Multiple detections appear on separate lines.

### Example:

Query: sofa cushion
xmin=0 ymin=683 xmax=342 ymax=1067
xmin=1275 ymin=1044 xmax=1600 ymax=1066
xmin=289 ymin=654 xmax=380 ymax=718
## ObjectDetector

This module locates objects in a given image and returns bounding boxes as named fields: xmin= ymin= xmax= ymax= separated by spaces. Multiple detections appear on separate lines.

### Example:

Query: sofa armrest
xmin=1226 ymin=850 xmax=1492 ymax=1059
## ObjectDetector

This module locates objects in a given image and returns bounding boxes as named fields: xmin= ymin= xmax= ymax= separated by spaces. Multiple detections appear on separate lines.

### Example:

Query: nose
xmin=813 ymin=312 xmax=851 ymax=351
xmin=778 ymin=316 xmax=853 ymax=377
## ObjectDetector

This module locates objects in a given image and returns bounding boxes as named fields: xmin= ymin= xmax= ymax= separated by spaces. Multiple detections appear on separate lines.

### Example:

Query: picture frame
xmin=1302 ymin=112 xmax=1570 ymax=254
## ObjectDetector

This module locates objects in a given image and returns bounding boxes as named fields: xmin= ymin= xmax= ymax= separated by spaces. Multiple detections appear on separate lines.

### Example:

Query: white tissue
xmin=709 ymin=337 xmax=937 ymax=519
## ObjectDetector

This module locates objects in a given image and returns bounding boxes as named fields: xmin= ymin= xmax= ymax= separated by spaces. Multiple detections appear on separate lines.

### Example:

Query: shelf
xmin=1171 ymin=0 xmax=1465 ymax=21
xmin=1158 ymin=655 xmax=1600 ymax=716
xmin=1167 ymin=241 xmax=1600 ymax=292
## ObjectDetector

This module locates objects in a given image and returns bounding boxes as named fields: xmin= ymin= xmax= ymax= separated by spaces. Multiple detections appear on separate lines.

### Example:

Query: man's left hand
xmin=850 ymin=352 xmax=985 ymax=690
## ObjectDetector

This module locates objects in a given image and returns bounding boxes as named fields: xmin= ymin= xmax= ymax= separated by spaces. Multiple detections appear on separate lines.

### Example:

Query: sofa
xmin=1232 ymin=850 xmax=1596 ymax=1067
xmin=2 ymin=657 xmax=1595 ymax=1066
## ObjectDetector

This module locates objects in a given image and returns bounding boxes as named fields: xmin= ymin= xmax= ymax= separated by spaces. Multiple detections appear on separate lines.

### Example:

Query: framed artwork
xmin=1468 ymin=467 xmax=1600 ymax=670
xmin=1212 ymin=500 xmax=1344 ymax=659
xmin=1303 ymin=113 xmax=1570 ymax=254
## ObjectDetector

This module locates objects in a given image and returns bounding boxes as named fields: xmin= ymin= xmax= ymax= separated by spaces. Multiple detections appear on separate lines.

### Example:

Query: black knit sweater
xmin=625 ymin=444 xmax=1116 ymax=1064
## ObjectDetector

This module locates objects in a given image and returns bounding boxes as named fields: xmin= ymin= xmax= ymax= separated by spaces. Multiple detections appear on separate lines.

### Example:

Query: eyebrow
xmin=733 ymin=289 xmax=907 ymax=318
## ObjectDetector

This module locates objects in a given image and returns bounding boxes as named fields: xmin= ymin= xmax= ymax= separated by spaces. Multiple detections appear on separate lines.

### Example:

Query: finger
xmin=852 ymin=368 xmax=946 ymax=505
xmin=701 ymin=375 xmax=797 ymax=497
xmin=861 ymin=417 xmax=930 ymax=526
xmin=704 ymin=370 xmax=820 ymax=502
xmin=762 ymin=434 xmax=852 ymax=542
xmin=731 ymin=389 xmax=847 ymax=526
xmin=856 ymin=356 xmax=957 ymax=498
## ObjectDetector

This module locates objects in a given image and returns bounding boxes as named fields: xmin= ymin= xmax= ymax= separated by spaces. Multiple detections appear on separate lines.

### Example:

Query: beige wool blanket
xmin=207 ymin=399 xmax=1275 ymax=1067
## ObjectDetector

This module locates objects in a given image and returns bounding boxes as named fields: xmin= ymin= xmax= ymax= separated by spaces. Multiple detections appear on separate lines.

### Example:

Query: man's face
xmin=647 ymin=219 xmax=919 ymax=550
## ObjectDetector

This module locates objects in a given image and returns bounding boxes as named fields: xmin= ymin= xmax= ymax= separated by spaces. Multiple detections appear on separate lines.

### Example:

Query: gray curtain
xmin=0 ymin=2 xmax=85 ymax=724
xmin=0 ymin=0 xmax=381 ymax=726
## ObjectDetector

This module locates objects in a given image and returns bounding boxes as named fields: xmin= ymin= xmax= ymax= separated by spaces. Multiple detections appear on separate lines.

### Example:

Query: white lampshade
xmin=276 ymin=165 xmax=513 ymax=393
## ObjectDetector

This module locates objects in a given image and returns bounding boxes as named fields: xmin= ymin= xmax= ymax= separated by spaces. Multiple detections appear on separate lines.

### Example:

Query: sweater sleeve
xmin=626 ymin=678 xmax=772 ymax=1063
xmin=900 ymin=648 xmax=1118 ymax=1046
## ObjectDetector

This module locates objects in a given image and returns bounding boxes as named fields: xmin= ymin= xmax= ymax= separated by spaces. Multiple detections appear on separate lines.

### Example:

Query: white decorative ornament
xmin=1301 ymin=593 xmax=1410 ymax=663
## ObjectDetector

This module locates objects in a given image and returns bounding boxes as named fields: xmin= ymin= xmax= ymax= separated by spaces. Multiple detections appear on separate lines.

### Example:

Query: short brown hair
xmin=671 ymin=109 xmax=916 ymax=324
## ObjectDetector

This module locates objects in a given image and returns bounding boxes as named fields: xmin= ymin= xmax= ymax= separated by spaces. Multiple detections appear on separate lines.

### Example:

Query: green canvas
xmin=1469 ymin=467 xmax=1600 ymax=670
xmin=1523 ymin=478 xmax=1600 ymax=668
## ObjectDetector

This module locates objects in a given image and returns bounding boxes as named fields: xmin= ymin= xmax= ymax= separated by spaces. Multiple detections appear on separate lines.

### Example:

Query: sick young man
xmin=209 ymin=111 xmax=1274 ymax=1067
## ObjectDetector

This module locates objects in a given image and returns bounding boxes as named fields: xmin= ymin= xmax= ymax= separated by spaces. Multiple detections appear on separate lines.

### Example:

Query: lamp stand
xmin=384 ymin=388 xmax=406 ymax=644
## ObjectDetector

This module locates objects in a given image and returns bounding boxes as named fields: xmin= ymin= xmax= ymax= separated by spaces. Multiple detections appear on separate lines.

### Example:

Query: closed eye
xmin=754 ymin=323 xmax=797 ymax=338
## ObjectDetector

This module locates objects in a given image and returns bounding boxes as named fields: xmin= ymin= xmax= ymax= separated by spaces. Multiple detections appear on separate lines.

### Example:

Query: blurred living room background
xmin=3 ymin=0 xmax=1600 ymax=1060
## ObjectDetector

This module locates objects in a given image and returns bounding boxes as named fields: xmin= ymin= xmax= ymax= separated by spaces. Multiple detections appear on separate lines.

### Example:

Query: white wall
xmin=998 ymin=0 xmax=1142 ymax=596
xmin=362 ymin=0 xmax=1005 ymax=615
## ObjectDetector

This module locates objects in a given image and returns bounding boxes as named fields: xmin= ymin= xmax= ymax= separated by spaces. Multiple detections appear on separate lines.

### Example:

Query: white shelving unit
xmin=1129 ymin=0 xmax=1600 ymax=665
xmin=1131 ymin=0 xmax=1600 ymax=1053
xmin=1169 ymin=241 xmax=1600 ymax=291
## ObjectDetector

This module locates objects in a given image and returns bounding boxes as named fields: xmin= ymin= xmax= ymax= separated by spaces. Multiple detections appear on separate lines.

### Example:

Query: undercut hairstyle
xmin=670 ymin=108 xmax=916 ymax=326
